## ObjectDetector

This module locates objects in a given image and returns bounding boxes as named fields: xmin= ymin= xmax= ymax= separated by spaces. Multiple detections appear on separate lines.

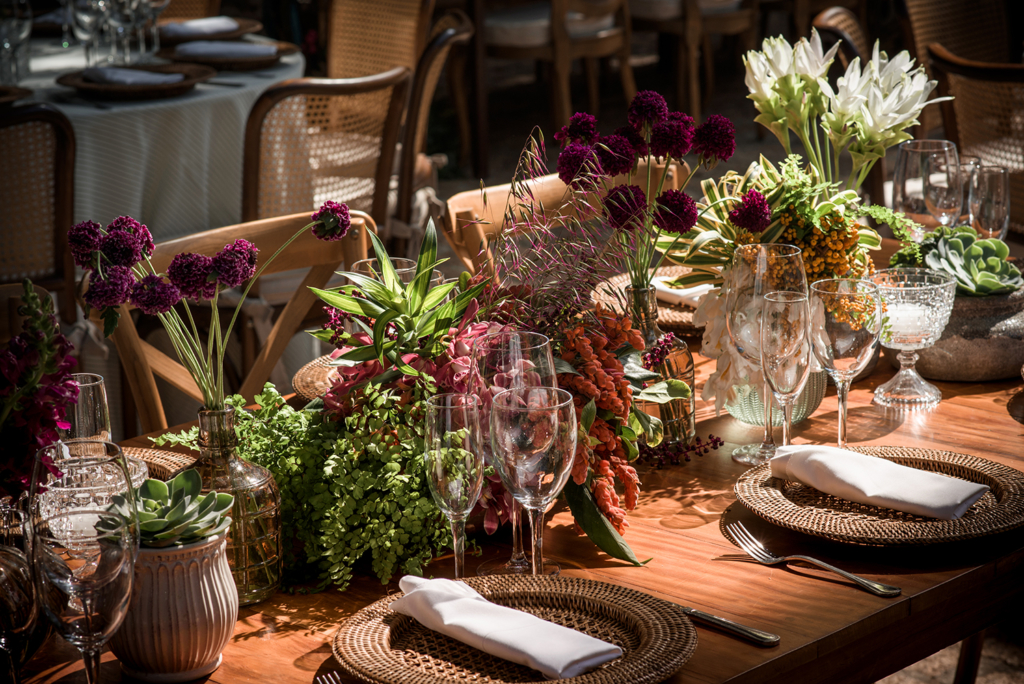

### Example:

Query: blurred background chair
xmin=759 ymin=0 xmax=863 ymax=42
xmin=0 ymin=104 xmax=76 ymax=324
xmin=162 ymin=0 xmax=220 ymax=21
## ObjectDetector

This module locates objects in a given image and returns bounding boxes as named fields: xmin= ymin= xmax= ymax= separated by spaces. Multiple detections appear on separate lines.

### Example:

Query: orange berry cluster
xmin=777 ymin=205 xmax=872 ymax=281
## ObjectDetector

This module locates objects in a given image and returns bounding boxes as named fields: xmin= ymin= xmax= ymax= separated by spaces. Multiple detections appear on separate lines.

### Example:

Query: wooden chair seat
xmin=483 ymin=3 xmax=616 ymax=48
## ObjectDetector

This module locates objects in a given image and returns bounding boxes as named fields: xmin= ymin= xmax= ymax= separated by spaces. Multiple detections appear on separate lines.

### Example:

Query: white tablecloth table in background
xmin=22 ymin=39 xmax=305 ymax=241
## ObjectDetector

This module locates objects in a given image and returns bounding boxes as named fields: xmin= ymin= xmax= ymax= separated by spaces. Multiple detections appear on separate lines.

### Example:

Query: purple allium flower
xmin=167 ymin=253 xmax=216 ymax=301
xmin=212 ymin=239 xmax=259 ymax=289
xmin=613 ymin=125 xmax=648 ymax=158
xmin=604 ymin=185 xmax=647 ymax=232
xmin=729 ymin=189 xmax=772 ymax=233
xmin=100 ymin=229 xmax=143 ymax=268
xmin=595 ymin=134 xmax=636 ymax=177
xmin=557 ymin=141 xmax=598 ymax=188
xmin=130 ymin=274 xmax=181 ymax=315
xmin=311 ymin=200 xmax=352 ymax=242
xmin=554 ymin=112 xmax=598 ymax=147
xmin=650 ymin=112 xmax=695 ymax=160
xmin=627 ymin=90 xmax=668 ymax=132
xmin=84 ymin=265 xmax=134 ymax=309
xmin=68 ymin=220 xmax=103 ymax=269
xmin=692 ymin=114 xmax=736 ymax=168
xmin=654 ymin=189 xmax=699 ymax=234
xmin=107 ymin=215 xmax=154 ymax=257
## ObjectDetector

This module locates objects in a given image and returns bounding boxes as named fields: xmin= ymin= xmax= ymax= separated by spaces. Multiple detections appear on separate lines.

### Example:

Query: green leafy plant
xmin=890 ymin=226 xmax=1023 ymax=296
xmin=99 ymin=470 xmax=233 ymax=548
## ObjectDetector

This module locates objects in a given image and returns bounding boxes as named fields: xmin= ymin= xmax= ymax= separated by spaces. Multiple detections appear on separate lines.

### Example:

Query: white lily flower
xmin=793 ymin=28 xmax=840 ymax=80
xmin=743 ymin=51 xmax=775 ymax=101
xmin=829 ymin=56 xmax=870 ymax=119
xmin=762 ymin=36 xmax=795 ymax=80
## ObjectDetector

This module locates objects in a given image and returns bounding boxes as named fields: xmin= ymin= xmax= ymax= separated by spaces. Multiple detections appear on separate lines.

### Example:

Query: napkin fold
xmin=174 ymin=40 xmax=277 ymax=59
xmin=82 ymin=67 xmax=186 ymax=85
xmin=160 ymin=15 xmax=240 ymax=37
xmin=389 ymin=576 xmax=623 ymax=679
xmin=770 ymin=445 xmax=990 ymax=520
xmin=652 ymin=278 xmax=714 ymax=308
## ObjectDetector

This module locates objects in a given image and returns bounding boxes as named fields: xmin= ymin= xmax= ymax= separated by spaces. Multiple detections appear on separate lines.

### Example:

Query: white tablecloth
xmin=22 ymin=39 xmax=305 ymax=241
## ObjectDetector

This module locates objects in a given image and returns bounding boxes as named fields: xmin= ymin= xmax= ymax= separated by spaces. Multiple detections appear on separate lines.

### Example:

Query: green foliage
xmin=890 ymin=226 xmax=1023 ymax=296
xmin=100 ymin=470 xmax=233 ymax=548
xmin=563 ymin=479 xmax=648 ymax=567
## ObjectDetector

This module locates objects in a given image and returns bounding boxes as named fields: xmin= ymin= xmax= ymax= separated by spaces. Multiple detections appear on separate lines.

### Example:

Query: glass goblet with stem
xmin=489 ymin=388 xmax=576 ymax=576
xmin=809 ymin=279 xmax=883 ymax=447
xmin=870 ymin=268 xmax=956 ymax=410
xmin=470 ymin=330 xmax=559 ymax=576
xmin=725 ymin=244 xmax=808 ymax=466
xmin=424 ymin=394 xmax=485 ymax=579
xmin=957 ymin=155 xmax=981 ymax=227
xmin=72 ymin=0 xmax=108 ymax=66
xmin=971 ymin=166 xmax=1011 ymax=240
xmin=892 ymin=140 xmax=962 ymax=241
xmin=0 ymin=0 xmax=32 ymax=85
xmin=760 ymin=291 xmax=811 ymax=447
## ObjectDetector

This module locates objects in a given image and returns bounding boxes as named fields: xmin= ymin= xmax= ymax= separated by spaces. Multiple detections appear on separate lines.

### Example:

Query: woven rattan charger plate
xmin=55 ymin=64 xmax=216 ymax=100
xmin=158 ymin=17 xmax=264 ymax=46
xmin=735 ymin=446 xmax=1024 ymax=546
xmin=334 ymin=575 xmax=697 ymax=684
xmin=293 ymin=354 xmax=335 ymax=403
xmin=592 ymin=266 xmax=704 ymax=337
xmin=123 ymin=446 xmax=195 ymax=481
xmin=156 ymin=41 xmax=299 ymax=71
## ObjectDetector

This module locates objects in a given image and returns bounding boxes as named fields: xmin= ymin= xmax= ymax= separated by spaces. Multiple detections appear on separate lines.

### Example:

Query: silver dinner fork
xmin=726 ymin=522 xmax=902 ymax=598
xmin=315 ymin=672 xmax=343 ymax=684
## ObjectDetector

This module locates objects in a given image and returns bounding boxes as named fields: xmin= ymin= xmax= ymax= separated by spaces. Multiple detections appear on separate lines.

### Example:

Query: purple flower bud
xmin=595 ymin=134 xmax=635 ymax=178
xmin=212 ymin=239 xmax=259 ymax=289
xmin=107 ymin=215 xmax=154 ymax=257
xmin=650 ymin=112 xmax=694 ymax=160
xmin=84 ymin=265 xmax=134 ymax=309
xmin=627 ymin=90 xmax=668 ymax=132
xmin=692 ymin=114 xmax=736 ymax=168
xmin=729 ymin=189 xmax=772 ymax=233
xmin=557 ymin=141 xmax=599 ymax=188
xmin=311 ymin=201 xmax=352 ymax=242
xmin=613 ymin=125 xmax=648 ymax=158
xmin=68 ymin=220 xmax=103 ymax=269
xmin=603 ymin=185 xmax=646 ymax=232
xmin=654 ymin=190 xmax=698 ymax=234
xmin=130 ymin=274 xmax=181 ymax=315
xmin=167 ymin=253 xmax=216 ymax=301
xmin=100 ymin=229 xmax=142 ymax=268
xmin=554 ymin=112 xmax=598 ymax=147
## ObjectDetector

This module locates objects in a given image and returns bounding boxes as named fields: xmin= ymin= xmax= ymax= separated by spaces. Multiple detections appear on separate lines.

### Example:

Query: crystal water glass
xmin=893 ymin=140 xmax=962 ymax=241
xmin=760 ymin=292 xmax=811 ymax=447
xmin=0 ymin=0 xmax=31 ymax=85
xmin=424 ymin=394 xmax=485 ymax=579
xmin=957 ymin=156 xmax=981 ymax=226
xmin=72 ymin=0 xmax=109 ymax=66
xmin=971 ymin=166 xmax=1010 ymax=240
xmin=809 ymin=279 xmax=883 ymax=447
xmin=489 ymin=388 xmax=576 ymax=576
xmin=871 ymin=268 xmax=956 ymax=410
xmin=725 ymin=244 xmax=808 ymax=465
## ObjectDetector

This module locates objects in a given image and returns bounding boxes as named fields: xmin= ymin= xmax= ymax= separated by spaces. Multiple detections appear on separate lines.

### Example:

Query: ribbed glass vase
xmin=725 ymin=371 xmax=828 ymax=426
xmin=195 ymin=408 xmax=281 ymax=606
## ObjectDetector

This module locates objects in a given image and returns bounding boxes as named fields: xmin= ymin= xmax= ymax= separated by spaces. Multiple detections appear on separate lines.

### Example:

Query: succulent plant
xmin=921 ymin=228 xmax=1023 ymax=296
xmin=99 ymin=470 xmax=233 ymax=548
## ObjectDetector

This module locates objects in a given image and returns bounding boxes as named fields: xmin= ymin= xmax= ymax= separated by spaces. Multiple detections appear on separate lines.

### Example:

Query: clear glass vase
xmin=726 ymin=371 xmax=828 ymax=426
xmin=626 ymin=287 xmax=696 ymax=445
xmin=195 ymin=408 xmax=281 ymax=606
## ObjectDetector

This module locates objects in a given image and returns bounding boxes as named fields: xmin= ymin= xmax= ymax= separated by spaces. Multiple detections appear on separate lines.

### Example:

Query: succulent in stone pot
xmin=920 ymin=228 xmax=1023 ymax=296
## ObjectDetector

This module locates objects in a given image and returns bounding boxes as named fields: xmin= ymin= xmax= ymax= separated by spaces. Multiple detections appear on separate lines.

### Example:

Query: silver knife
xmin=679 ymin=606 xmax=780 ymax=647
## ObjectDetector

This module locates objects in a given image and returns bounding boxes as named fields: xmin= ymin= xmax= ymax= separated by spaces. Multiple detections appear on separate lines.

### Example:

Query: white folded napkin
xmin=653 ymin=278 xmax=714 ymax=308
xmin=160 ymin=15 xmax=240 ymax=37
xmin=34 ymin=9 xmax=67 ymax=23
xmin=390 ymin=576 xmax=622 ymax=679
xmin=82 ymin=67 xmax=185 ymax=85
xmin=174 ymin=40 xmax=277 ymax=59
xmin=770 ymin=445 xmax=990 ymax=520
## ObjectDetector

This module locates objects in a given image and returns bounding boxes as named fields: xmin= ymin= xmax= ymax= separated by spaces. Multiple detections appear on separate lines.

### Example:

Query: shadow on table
xmin=1006 ymin=388 xmax=1024 ymax=424
xmin=792 ymin=405 xmax=905 ymax=444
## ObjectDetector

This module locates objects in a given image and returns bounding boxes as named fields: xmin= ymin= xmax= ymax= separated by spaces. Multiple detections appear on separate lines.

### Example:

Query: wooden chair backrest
xmin=443 ymin=160 xmax=687 ymax=275
xmin=326 ymin=0 xmax=434 ymax=79
xmin=0 ymin=283 xmax=53 ymax=345
xmin=109 ymin=211 xmax=376 ymax=433
xmin=0 ymin=104 xmax=76 ymax=323
xmin=812 ymin=7 xmax=868 ymax=68
xmin=161 ymin=0 xmax=220 ymax=21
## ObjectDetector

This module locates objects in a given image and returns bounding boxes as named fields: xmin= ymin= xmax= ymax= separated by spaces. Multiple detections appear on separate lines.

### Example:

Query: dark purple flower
xmin=729 ymin=190 xmax=772 ymax=233
xmin=84 ymin=265 xmax=134 ymax=309
xmin=557 ymin=141 xmax=598 ymax=188
xmin=554 ymin=112 xmax=598 ymax=147
xmin=311 ymin=201 xmax=352 ymax=242
xmin=167 ymin=253 xmax=216 ymax=301
xmin=604 ymin=185 xmax=647 ymax=232
xmin=613 ymin=125 xmax=648 ymax=158
xmin=650 ymin=112 xmax=695 ymax=160
xmin=100 ymin=229 xmax=143 ymax=268
xmin=68 ymin=220 xmax=103 ymax=269
xmin=692 ymin=114 xmax=735 ymax=168
xmin=627 ymin=90 xmax=668 ymax=132
xmin=107 ymin=215 xmax=154 ymax=257
xmin=595 ymin=135 xmax=636 ymax=177
xmin=212 ymin=239 xmax=259 ymax=288
xmin=130 ymin=275 xmax=181 ymax=315
xmin=654 ymin=190 xmax=698 ymax=234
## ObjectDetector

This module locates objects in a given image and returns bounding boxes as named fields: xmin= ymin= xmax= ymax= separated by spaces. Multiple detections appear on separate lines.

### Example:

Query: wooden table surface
xmin=22 ymin=348 xmax=1024 ymax=684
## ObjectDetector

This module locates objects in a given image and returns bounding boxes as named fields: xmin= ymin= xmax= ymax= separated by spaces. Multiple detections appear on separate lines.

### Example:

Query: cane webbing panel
xmin=162 ymin=0 xmax=219 ymax=20
xmin=814 ymin=7 xmax=868 ymax=67
xmin=328 ymin=0 xmax=424 ymax=79
xmin=0 ymin=120 xmax=57 ymax=282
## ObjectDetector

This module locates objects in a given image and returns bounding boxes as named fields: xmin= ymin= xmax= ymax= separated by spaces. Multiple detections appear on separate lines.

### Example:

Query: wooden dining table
xmin=21 ymin=344 xmax=1024 ymax=683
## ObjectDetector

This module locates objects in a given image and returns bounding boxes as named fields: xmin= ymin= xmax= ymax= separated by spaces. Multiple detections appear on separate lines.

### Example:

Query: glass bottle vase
xmin=626 ymin=287 xmax=696 ymax=445
xmin=195 ymin=408 xmax=281 ymax=606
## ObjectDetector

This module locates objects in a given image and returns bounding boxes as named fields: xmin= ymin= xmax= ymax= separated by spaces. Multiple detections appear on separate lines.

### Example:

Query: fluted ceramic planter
xmin=110 ymin=534 xmax=238 ymax=683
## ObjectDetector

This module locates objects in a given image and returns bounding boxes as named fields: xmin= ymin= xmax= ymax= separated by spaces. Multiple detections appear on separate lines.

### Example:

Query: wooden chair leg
xmin=685 ymin=35 xmax=701 ymax=121
xmin=702 ymin=33 xmax=714 ymax=107
xmin=551 ymin=56 xmax=573 ymax=129
xmin=584 ymin=56 xmax=600 ymax=116
xmin=447 ymin=44 xmax=473 ymax=170
xmin=617 ymin=45 xmax=636 ymax=107
xmin=952 ymin=631 xmax=986 ymax=684
xmin=793 ymin=0 xmax=809 ymax=38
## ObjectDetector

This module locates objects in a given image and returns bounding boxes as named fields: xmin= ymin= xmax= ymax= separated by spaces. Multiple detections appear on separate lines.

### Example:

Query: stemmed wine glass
xmin=424 ymin=394 xmax=485 ymax=579
xmin=760 ymin=291 xmax=811 ymax=447
xmin=971 ymin=166 xmax=1010 ymax=240
xmin=0 ymin=0 xmax=32 ymax=85
xmin=72 ymin=0 xmax=109 ymax=66
xmin=725 ymin=244 xmax=808 ymax=465
xmin=0 ymin=508 xmax=37 ymax=684
xmin=470 ymin=331 xmax=559 ymax=576
xmin=141 ymin=0 xmax=169 ymax=56
xmin=809 ymin=279 xmax=883 ymax=447
xmin=489 ymin=388 xmax=576 ymax=576
xmin=892 ymin=140 xmax=962 ymax=241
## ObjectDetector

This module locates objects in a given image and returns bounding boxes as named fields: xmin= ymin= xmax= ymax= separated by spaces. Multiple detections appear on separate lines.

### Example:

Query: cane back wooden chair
xmin=104 ymin=211 xmax=375 ymax=433
xmin=325 ymin=0 xmax=434 ymax=80
xmin=0 ymin=104 xmax=76 ymax=323
xmin=928 ymin=43 xmax=1024 ymax=237
xmin=161 ymin=0 xmax=220 ymax=21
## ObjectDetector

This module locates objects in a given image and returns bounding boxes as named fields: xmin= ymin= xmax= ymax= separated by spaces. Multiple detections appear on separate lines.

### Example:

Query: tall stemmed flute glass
xmin=470 ymin=331 xmax=559 ymax=576
xmin=760 ymin=292 xmax=811 ymax=447
xmin=809 ymin=279 xmax=883 ymax=447
xmin=725 ymin=244 xmax=808 ymax=465
xmin=424 ymin=394 xmax=485 ymax=579
xmin=489 ymin=388 xmax=576 ymax=576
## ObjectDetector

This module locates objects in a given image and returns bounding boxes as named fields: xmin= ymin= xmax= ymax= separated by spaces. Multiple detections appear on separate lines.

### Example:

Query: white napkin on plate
xmin=160 ymin=15 xmax=240 ymax=37
xmin=389 ymin=576 xmax=623 ymax=680
xmin=652 ymin=278 xmax=713 ymax=308
xmin=174 ymin=40 xmax=277 ymax=59
xmin=770 ymin=445 xmax=990 ymax=520
xmin=82 ymin=67 xmax=185 ymax=85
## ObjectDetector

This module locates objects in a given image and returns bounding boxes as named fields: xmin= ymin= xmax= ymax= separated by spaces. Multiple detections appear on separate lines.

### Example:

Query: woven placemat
xmin=592 ymin=266 xmax=704 ymax=336
xmin=124 ymin=447 xmax=195 ymax=482
xmin=293 ymin=354 xmax=336 ymax=403
xmin=734 ymin=446 xmax=1024 ymax=546
xmin=333 ymin=575 xmax=697 ymax=684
